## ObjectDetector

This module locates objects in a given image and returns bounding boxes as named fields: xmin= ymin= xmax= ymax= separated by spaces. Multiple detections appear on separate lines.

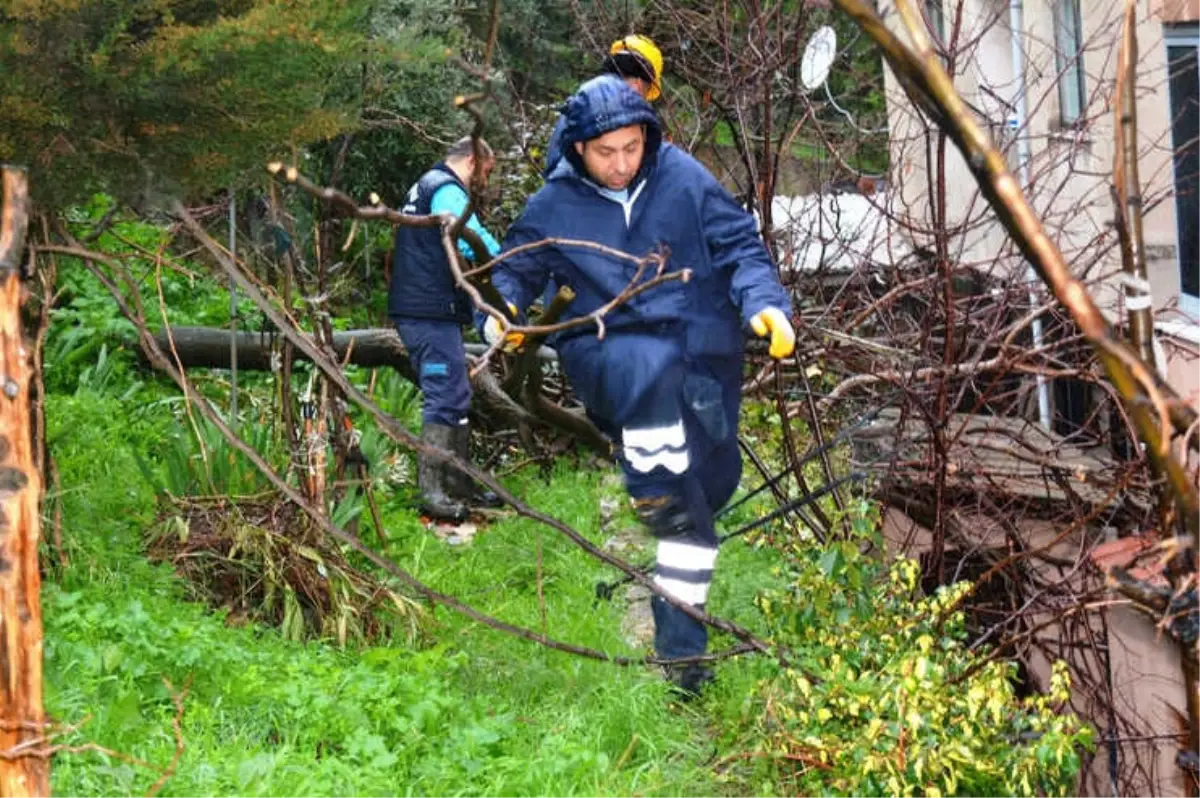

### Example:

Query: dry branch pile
xmin=147 ymin=495 xmax=426 ymax=646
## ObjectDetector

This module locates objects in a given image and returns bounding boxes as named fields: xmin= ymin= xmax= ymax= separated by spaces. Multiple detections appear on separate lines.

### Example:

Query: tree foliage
xmin=329 ymin=0 xmax=598 ymax=205
xmin=303 ymin=0 xmax=476 ymax=205
xmin=2 ymin=0 xmax=371 ymax=206
xmin=488 ymin=0 xmax=593 ymax=101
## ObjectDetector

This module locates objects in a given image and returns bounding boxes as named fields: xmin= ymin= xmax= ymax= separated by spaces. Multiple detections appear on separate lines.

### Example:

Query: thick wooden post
xmin=0 ymin=167 xmax=48 ymax=797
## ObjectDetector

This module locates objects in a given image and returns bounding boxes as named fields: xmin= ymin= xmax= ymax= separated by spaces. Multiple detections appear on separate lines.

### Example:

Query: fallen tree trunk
xmin=143 ymin=326 xmax=610 ymax=453
xmin=146 ymin=325 xmax=557 ymax=374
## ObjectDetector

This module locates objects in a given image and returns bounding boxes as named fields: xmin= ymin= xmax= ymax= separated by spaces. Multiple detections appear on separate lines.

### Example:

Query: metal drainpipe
xmin=1008 ymin=0 xmax=1054 ymax=429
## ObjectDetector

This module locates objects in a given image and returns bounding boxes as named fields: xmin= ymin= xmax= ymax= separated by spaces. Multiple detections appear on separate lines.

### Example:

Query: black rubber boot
xmin=664 ymin=661 xmax=715 ymax=702
xmin=418 ymin=423 xmax=468 ymax=523
xmin=450 ymin=424 xmax=503 ymax=508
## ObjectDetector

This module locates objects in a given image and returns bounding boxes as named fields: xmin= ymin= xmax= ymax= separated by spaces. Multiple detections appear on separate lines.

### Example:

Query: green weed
xmin=45 ymin=390 xmax=723 ymax=797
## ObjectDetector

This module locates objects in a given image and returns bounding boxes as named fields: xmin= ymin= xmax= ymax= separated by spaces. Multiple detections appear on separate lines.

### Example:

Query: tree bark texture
xmin=146 ymin=326 xmax=609 ymax=452
xmin=0 ymin=167 xmax=48 ymax=797
xmin=148 ymin=326 xmax=556 ymax=375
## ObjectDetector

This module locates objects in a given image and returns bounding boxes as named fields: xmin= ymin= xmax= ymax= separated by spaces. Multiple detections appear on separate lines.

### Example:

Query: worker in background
xmin=481 ymin=76 xmax=795 ymax=697
xmin=542 ymin=34 xmax=664 ymax=178
xmin=390 ymin=136 xmax=504 ymax=522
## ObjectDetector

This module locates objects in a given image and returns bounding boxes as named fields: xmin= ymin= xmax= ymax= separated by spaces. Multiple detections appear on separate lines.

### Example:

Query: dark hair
xmin=446 ymin=136 xmax=493 ymax=161
xmin=601 ymin=51 xmax=655 ymax=85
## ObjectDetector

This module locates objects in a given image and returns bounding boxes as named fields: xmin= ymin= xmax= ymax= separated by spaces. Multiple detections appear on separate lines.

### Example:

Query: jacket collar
xmin=430 ymin=161 xmax=467 ymax=190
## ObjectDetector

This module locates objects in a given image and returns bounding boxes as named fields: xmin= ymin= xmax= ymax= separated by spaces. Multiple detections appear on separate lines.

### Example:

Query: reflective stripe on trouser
xmin=651 ymin=536 xmax=716 ymax=657
xmin=654 ymin=538 xmax=716 ymax=605
xmin=614 ymin=358 xmax=738 ymax=660
xmin=622 ymin=419 xmax=689 ymax=474
xmin=393 ymin=319 xmax=472 ymax=427
xmin=620 ymin=354 xmax=744 ymax=511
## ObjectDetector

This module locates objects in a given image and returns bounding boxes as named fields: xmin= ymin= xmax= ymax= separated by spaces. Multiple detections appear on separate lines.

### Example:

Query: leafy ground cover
xmin=45 ymin=388 xmax=763 ymax=796
xmin=44 ymin=384 xmax=1091 ymax=797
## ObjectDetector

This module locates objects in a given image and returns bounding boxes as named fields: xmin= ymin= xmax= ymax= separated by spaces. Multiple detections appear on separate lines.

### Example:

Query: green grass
xmin=44 ymin=386 xmax=790 ymax=797
xmin=42 ymin=378 xmax=1090 ymax=798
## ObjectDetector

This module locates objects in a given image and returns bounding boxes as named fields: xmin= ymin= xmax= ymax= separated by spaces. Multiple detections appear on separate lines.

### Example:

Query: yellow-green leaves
xmin=736 ymin=510 xmax=1094 ymax=797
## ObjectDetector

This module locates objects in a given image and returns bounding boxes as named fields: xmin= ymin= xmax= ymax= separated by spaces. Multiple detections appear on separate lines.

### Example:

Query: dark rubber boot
xmin=418 ymin=423 xmax=468 ymax=523
xmin=664 ymin=661 xmax=715 ymax=701
xmin=450 ymin=424 xmax=503 ymax=508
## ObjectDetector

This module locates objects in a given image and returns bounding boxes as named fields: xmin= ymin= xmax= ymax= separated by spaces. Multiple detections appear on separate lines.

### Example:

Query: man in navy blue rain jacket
xmin=480 ymin=76 xmax=796 ymax=696
xmin=391 ymin=136 xmax=504 ymax=523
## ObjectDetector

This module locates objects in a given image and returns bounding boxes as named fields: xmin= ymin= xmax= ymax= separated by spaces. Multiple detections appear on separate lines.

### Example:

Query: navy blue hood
xmin=558 ymin=75 xmax=662 ymax=178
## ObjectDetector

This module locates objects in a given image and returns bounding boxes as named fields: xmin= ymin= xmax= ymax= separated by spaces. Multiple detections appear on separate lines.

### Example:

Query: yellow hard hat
xmin=608 ymin=34 xmax=664 ymax=101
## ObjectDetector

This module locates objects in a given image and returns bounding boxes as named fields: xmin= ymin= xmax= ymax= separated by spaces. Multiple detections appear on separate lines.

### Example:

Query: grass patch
xmin=44 ymin=387 xmax=788 ymax=797
xmin=43 ymin=373 xmax=1087 ymax=797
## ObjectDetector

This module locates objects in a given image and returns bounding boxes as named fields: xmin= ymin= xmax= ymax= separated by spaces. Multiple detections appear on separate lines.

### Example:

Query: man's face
xmin=574 ymin=125 xmax=645 ymax=191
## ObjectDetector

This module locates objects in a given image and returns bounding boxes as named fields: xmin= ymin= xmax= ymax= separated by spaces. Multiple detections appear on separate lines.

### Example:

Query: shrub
xmin=732 ymin=503 xmax=1094 ymax=797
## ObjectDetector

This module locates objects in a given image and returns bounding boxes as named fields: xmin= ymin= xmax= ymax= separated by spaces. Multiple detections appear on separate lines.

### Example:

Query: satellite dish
xmin=800 ymin=26 xmax=838 ymax=92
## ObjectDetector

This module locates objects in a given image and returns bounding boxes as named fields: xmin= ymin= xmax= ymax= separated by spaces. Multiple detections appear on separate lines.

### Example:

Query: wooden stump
xmin=0 ymin=167 xmax=47 ymax=797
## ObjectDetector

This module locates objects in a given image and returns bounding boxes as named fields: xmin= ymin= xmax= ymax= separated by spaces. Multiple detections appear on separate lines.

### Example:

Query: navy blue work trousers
xmin=394 ymin=319 xmax=472 ymax=427
xmin=557 ymin=332 xmax=744 ymax=660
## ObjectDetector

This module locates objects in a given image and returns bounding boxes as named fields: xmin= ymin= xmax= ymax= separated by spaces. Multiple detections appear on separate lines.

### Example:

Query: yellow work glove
xmin=750 ymin=307 xmax=796 ymax=360
xmin=483 ymin=303 xmax=525 ymax=353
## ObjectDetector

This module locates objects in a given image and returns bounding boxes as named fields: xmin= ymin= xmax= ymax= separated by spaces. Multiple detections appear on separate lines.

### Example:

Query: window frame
xmin=1165 ymin=24 xmax=1199 ymax=320
xmin=1053 ymin=0 xmax=1087 ymax=127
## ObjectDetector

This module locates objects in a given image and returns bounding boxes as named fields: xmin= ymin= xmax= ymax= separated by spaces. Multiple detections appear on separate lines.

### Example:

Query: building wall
xmin=880 ymin=0 xmax=1197 ymax=399
xmin=1091 ymin=602 xmax=1194 ymax=797
xmin=1153 ymin=0 xmax=1199 ymax=23
xmin=1157 ymin=327 xmax=1200 ymax=405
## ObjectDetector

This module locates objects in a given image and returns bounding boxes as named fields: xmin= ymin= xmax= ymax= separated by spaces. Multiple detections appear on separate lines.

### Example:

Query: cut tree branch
xmin=66 ymin=234 xmax=768 ymax=670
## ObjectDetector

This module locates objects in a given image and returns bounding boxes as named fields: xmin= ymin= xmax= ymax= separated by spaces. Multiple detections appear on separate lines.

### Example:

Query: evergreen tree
xmin=1 ymin=0 xmax=371 ymax=205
